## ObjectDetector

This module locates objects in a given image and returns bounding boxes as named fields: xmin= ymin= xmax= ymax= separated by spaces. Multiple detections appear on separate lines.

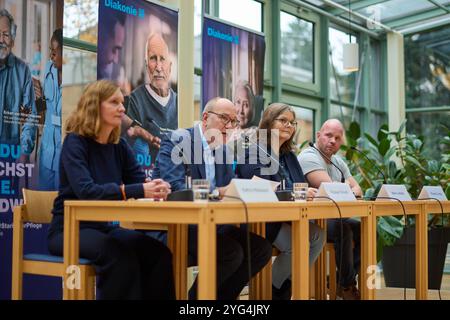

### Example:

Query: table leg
xmin=168 ymin=224 xmax=188 ymax=300
xmin=416 ymin=206 xmax=428 ymax=300
xmin=197 ymin=209 xmax=216 ymax=300
xmin=360 ymin=204 xmax=375 ymax=300
xmin=64 ymin=207 xmax=80 ymax=300
xmin=292 ymin=208 xmax=310 ymax=300
xmin=249 ymin=222 xmax=271 ymax=300
xmin=314 ymin=219 xmax=327 ymax=300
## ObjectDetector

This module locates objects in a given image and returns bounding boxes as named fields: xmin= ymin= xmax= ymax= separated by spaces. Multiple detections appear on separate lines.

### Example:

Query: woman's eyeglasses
xmin=275 ymin=118 xmax=297 ymax=128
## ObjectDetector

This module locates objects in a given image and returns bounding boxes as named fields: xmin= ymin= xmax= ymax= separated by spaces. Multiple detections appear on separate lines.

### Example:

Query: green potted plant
xmin=342 ymin=120 xmax=450 ymax=289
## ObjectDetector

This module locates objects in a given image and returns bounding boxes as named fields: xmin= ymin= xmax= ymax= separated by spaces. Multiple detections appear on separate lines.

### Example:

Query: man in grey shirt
xmin=298 ymin=119 xmax=362 ymax=300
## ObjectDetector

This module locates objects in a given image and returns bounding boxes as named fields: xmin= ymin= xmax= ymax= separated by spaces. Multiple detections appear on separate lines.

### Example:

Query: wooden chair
xmin=11 ymin=189 xmax=96 ymax=300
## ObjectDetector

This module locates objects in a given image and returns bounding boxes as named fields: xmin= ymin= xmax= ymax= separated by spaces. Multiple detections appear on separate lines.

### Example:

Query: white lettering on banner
xmin=0 ymin=161 xmax=34 ymax=177
xmin=0 ymin=198 xmax=23 ymax=213
xmin=0 ymin=222 xmax=13 ymax=229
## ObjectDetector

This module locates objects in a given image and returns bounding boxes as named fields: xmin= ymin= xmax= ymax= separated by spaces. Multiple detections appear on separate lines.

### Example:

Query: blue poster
xmin=97 ymin=0 xmax=179 ymax=179
xmin=202 ymin=16 xmax=266 ymax=131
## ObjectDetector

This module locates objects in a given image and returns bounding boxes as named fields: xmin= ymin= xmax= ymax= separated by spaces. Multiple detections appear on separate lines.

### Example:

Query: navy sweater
xmin=48 ymin=133 xmax=145 ymax=236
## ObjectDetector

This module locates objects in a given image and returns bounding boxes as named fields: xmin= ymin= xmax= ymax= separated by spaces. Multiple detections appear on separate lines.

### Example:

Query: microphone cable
xmin=308 ymin=195 xmax=344 ymax=297
xmin=221 ymin=195 xmax=252 ymax=293
xmin=414 ymin=197 xmax=445 ymax=300
xmin=365 ymin=196 xmax=408 ymax=300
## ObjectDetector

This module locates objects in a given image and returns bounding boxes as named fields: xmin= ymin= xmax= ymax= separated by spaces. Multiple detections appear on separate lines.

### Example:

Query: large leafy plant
xmin=342 ymin=120 xmax=450 ymax=261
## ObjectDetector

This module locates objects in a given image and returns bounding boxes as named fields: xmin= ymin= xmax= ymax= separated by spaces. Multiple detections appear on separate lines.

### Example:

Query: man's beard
xmin=0 ymin=44 xmax=9 ymax=60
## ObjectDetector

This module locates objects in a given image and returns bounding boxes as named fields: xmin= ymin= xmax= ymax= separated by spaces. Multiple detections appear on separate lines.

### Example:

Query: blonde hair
xmin=65 ymin=80 xmax=121 ymax=144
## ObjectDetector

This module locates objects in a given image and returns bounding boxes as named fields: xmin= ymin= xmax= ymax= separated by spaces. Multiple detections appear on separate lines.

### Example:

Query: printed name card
xmin=418 ymin=186 xmax=447 ymax=201
xmin=376 ymin=184 xmax=412 ymax=201
xmin=314 ymin=182 xmax=356 ymax=202
xmin=224 ymin=179 xmax=279 ymax=203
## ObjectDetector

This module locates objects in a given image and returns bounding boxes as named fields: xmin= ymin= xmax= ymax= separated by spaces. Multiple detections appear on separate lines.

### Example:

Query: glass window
xmin=369 ymin=113 xmax=386 ymax=139
xmin=329 ymin=27 xmax=358 ymax=104
xmin=62 ymin=46 xmax=97 ymax=86
xmin=194 ymin=0 xmax=202 ymax=70
xmin=404 ymin=25 xmax=450 ymax=109
xmin=280 ymin=11 xmax=314 ymax=83
xmin=406 ymin=111 xmax=450 ymax=161
xmin=330 ymin=103 xmax=361 ymax=129
xmin=218 ymin=0 xmax=262 ymax=32
xmin=292 ymin=106 xmax=314 ymax=149
xmin=64 ymin=0 xmax=99 ymax=44
xmin=370 ymin=40 xmax=382 ymax=109
xmin=194 ymin=73 xmax=201 ymax=121
xmin=357 ymin=0 xmax=436 ymax=23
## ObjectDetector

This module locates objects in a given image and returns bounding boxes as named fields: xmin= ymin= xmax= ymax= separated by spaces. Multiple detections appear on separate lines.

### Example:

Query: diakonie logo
xmin=104 ymin=0 xmax=145 ymax=18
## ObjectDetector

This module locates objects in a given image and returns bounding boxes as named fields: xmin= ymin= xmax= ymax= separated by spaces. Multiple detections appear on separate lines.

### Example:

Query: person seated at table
xmin=47 ymin=80 xmax=175 ymax=300
xmin=153 ymin=97 xmax=272 ymax=300
xmin=298 ymin=119 xmax=361 ymax=300
xmin=237 ymin=102 xmax=326 ymax=300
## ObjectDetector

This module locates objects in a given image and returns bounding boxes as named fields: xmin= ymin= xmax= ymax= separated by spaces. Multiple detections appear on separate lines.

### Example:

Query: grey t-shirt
xmin=297 ymin=146 xmax=351 ymax=182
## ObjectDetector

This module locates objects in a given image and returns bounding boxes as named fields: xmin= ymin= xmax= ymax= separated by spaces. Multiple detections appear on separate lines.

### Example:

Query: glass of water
xmin=192 ymin=179 xmax=210 ymax=202
xmin=293 ymin=183 xmax=308 ymax=202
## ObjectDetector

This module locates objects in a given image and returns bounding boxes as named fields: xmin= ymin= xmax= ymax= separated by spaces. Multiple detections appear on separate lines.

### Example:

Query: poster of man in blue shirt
xmin=0 ymin=8 xmax=37 ymax=156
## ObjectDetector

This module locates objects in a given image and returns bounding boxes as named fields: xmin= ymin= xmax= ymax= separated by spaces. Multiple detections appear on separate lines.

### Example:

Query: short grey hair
xmin=0 ymin=9 xmax=17 ymax=41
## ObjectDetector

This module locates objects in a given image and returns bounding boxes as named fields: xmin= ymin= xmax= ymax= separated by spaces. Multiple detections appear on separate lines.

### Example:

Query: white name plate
xmin=224 ymin=179 xmax=279 ymax=203
xmin=418 ymin=186 xmax=447 ymax=201
xmin=314 ymin=182 xmax=356 ymax=202
xmin=376 ymin=184 xmax=412 ymax=201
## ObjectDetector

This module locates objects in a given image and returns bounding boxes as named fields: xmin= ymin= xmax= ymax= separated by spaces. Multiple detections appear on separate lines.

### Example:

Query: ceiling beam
xmin=327 ymin=0 xmax=391 ymax=16
xmin=385 ymin=7 xmax=450 ymax=28
xmin=426 ymin=0 xmax=450 ymax=14
xmin=398 ymin=13 xmax=450 ymax=34
xmin=322 ymin=0 xmax=393 ymax=31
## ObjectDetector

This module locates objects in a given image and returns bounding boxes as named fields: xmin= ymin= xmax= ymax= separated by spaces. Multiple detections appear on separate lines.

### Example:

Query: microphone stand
xmin=350 ymin=146 xmax=387 ymax=196
xmin=309 ymin=142 xmax=345 ymax=183
xmin=248 ymin=135 xmax=293 ymax=201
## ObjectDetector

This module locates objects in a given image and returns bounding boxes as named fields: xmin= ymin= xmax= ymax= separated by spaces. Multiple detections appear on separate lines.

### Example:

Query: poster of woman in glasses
xmin=202 ymin=16 xmax=266 ymax=131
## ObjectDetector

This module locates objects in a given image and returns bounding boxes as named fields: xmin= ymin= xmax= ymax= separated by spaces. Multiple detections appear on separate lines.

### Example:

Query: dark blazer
xmin=153 ymin=126 xmax=235 ymax=191
xmin=236 ymin=146 xmax=307 ymax=242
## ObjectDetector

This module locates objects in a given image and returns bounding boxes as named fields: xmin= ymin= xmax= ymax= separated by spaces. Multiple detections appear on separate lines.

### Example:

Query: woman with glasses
xmin=237 ymin=102 xmax=325 ymax=300
xmin=38 ymin=28 xmax=62 ymax=190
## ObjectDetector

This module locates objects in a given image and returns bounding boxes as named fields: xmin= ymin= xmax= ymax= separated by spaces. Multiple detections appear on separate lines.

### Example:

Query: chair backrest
xmin=22 ymin=188 xmax=58 ymax=224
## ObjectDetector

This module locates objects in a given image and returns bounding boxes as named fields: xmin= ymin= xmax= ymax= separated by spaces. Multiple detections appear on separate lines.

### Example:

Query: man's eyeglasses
xmin=275 ymin=118 xmax=297 ymax=128
xmin=208 ymin=111 xmax=240 ymax=128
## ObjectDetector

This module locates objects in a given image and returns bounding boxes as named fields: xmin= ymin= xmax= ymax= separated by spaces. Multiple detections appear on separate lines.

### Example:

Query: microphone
xmin=350 ymin=146 xmax=387 ymax=184
xmin=150 ymin=119 xmax=193 ymax=201
xmin=308 ymin=142 xmax=345 ymax=183
xmin=243 ymin=133 xmax=293 ymax=201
